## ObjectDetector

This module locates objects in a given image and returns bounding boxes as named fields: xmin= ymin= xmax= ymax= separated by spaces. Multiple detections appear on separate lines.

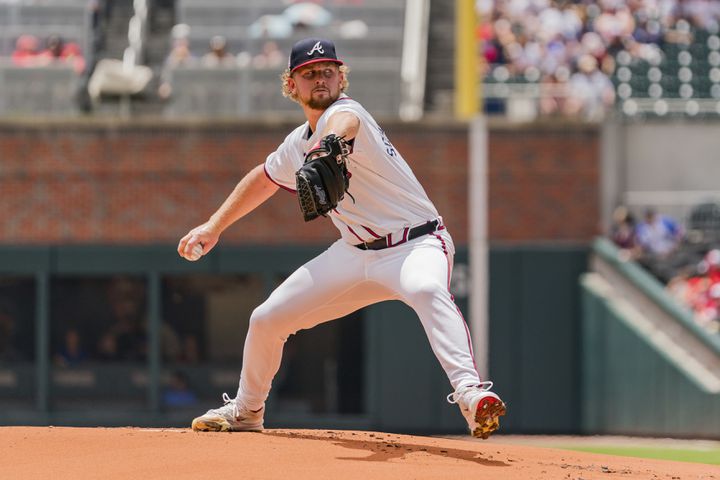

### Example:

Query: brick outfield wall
xmin=0 ymin=119 xmax=600 ymax=246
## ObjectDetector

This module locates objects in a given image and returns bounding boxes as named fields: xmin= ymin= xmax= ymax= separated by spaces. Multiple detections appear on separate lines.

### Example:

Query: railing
xmin=0 ymin=62 xmax=79 ymax=115
xmin=163 ymin=62 xmax=403 ymax=119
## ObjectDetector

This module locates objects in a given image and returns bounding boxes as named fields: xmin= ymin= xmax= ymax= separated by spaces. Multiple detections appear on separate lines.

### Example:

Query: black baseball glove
xmin=296 ymin=134 xmax=353 ymax=222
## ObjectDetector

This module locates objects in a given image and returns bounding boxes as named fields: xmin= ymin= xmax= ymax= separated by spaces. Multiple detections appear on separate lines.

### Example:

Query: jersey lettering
xmin=375 ymin=125 xmax=397 ymax=157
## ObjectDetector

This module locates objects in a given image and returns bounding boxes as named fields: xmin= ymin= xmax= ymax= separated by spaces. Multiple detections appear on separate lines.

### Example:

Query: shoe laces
xmin=446 ymin=381 xmax=494 ymax=404
xmin=218 ymin=392 xmax=239 ymax=418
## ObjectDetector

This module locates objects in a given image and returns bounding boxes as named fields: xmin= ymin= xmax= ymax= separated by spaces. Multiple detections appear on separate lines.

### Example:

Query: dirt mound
xmin=1 ymin=427 xmax=717 ymax=479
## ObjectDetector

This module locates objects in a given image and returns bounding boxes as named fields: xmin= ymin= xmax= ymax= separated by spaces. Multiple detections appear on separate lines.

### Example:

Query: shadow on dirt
xmin=263 ymin=430 xmax=509 ymax=467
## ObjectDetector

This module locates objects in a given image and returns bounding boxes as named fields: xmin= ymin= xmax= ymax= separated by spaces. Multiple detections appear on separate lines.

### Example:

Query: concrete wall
xmin=602 ymin=120 xmax=720 ymax=225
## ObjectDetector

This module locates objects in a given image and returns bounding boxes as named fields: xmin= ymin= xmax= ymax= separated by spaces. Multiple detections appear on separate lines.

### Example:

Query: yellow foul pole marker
xmin=455 ymin=0 xmax=479 ymax=119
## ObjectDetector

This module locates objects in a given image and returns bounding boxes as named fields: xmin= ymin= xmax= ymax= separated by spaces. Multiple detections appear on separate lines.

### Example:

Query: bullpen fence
xmin=0 ymin=244 xmax=589 ymax=434
xmin=582 ymin=238 xmax=720 ymax=438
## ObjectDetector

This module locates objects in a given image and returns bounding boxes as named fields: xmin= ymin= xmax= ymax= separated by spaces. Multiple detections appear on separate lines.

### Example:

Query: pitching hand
xmin=178 ymin=223 xmax=220 ymax=261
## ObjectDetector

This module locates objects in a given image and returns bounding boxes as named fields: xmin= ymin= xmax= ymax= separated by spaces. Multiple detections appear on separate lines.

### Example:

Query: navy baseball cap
xmin=288 ymin=38 xmax=343 ymax=73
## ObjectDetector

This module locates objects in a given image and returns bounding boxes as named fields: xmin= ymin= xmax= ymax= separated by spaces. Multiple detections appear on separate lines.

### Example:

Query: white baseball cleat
xmin=191 ymin=393 xmax=264 ymax=432
xmin=447 ymin=382 xmax=507 ymax=439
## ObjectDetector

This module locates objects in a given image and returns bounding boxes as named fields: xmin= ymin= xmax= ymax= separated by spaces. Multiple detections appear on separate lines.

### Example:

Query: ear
xmin=338 ymin=69 xmax=347 ymax=91
xmin=287 ymin=76 xmax=297 ymax=95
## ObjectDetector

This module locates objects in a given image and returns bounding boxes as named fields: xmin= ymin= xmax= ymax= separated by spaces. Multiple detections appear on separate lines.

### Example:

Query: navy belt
xmin=355 ymin=220 xmax=440 ymax=250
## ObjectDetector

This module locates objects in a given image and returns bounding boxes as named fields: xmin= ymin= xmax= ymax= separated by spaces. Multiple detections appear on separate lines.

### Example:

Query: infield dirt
xmin=0 ymin=427 xmax=717 ymax=479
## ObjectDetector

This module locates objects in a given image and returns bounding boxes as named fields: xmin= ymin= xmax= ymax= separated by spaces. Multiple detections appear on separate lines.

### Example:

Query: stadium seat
xmin=163 ymin=67 xmax=249 ymax=117
xmin=688 ymin=202 xmax=720 ymax=242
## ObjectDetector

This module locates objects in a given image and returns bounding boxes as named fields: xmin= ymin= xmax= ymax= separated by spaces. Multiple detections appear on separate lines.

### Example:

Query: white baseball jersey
xmin=264 ymin=94 xmax=440 ymax=244
xmin=233 ymin=93 xmax=495 ymax=434
xmin=193 ymin=49 xmax=504 ymax=436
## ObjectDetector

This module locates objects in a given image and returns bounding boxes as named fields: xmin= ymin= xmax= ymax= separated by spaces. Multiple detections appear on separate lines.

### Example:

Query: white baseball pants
xmin=236 ymin=229 xmax=482 ymax=411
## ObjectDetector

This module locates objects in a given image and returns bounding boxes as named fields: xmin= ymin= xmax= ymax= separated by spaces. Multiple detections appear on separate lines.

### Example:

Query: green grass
xmin=562 ymin=446 xmax=720 ymax=465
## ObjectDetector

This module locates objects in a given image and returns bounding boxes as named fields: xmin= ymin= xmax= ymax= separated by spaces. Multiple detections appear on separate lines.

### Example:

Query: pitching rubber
xmin=473 ymin=396 xmax=507 ymax=439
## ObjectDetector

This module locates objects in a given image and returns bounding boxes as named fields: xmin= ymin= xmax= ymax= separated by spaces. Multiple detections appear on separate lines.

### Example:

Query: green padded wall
xmin=0 ymin=245 xmax=588 ymax=433
xmin=487 ymin=246 xmax=589 ymax=434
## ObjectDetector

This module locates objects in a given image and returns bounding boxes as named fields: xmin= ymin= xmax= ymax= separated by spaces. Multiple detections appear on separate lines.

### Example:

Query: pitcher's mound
xmin=0 ymin=427 xmax=716 ymax=479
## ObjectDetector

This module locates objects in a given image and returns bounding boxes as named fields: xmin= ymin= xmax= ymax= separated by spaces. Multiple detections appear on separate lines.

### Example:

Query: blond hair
xmin=281 ymin=64 xmax=350 ymax=103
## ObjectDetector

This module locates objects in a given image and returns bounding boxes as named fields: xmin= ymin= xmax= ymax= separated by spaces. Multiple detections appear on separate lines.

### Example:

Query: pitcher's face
xmin=290 ymin=62 xmax=343 ymax=110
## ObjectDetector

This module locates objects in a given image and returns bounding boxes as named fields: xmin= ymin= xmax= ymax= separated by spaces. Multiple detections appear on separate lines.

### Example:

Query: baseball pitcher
xmin=177 ymin=38 xmax=506 ymax=439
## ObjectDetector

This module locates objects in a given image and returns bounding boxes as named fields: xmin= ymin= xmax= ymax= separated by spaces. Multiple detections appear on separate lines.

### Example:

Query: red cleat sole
xmin=473 ymin=396 xmax=507 ymax=439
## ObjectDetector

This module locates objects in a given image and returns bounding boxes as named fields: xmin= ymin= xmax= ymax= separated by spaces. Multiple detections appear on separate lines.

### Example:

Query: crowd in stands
xmin=157 ymin=1 xmax=372 ymax=100
xmin=610 ymin=204 xmax=720 ymax=334
xmin=667 ymin=248 xmax=720 ymax=333
xmin=0 ymin=0 xmax=376 ymax=112
xmin=9 ymin=34 xmax=85 ymax=74
xmin=157 ymin=26 xmax=286 ymax=99
xmin=478 ymin=0 xmax=720 ymax=119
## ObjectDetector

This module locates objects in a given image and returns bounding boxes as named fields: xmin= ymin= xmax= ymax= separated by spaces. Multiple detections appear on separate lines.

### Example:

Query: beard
xmin=304 ymin=89 xmax=339 ymax=110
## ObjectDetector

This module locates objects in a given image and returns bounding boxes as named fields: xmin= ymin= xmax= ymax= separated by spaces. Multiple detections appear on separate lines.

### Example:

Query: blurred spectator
xmin=170 ymin=22 xmax=191 ymax=43
xmin=592 ymin=2 xmax=636 ymax=46
xmin=636 ymin=208 xmax=684 ymax=257
xmin=161 ymin=325 xmax=200 ymax=364
xmin=538 ymin=66 xmax=570 ymax=116
xmin=158 ymin=23 xmax=194 ymax=99
xmin=37 ymin=35 xmax=86 ymax=74
xmin=283 ymin=2 xmax=333 ymax=31
xmin=54 ymin=328 xmax=88 ymax=367
xmin=38 ymin=35 xmax=66 ymax=62
xmin=252 ymin=41 xmax=285 ymax=69
xmin=610 ymin=205 xmax=640 ymax=260
xmin=11 ymin=34 xmax=85 ymax=74
xmin=248 ymin=15 xmax=293 ymax=39
xmin=61 ymin=42 xmax=86 ymax=74
xmin=632 ymin=9 xmax=664 ymax=45
xmin=699 ymin=249 xmax=720 ymax=281
xmin=201 ymin=35 xmax=237 ymax=67
xmin=96 ymin=332 xmax=119 ymax=360
xmin=11 ymin=34 xmax=41 ymax=67
xmin=664 ymin=18 xmax=694 ymax=45
xmin=97 ymin=322 xmax=146 ymax=361
xmin=158 ymin=37 xmax=196 ymax=99
xmin=163 ymin=371 xmax=198 ymax=408
xmin=668 ymin=0 xmax=720 ymax=33
xmin=95 ymin=277 xmax=147 ymax=362
xmin=565 ymin=54 xmax=616 ymax=120
xmin=667 ymin=249 xmax=720 ymax=333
